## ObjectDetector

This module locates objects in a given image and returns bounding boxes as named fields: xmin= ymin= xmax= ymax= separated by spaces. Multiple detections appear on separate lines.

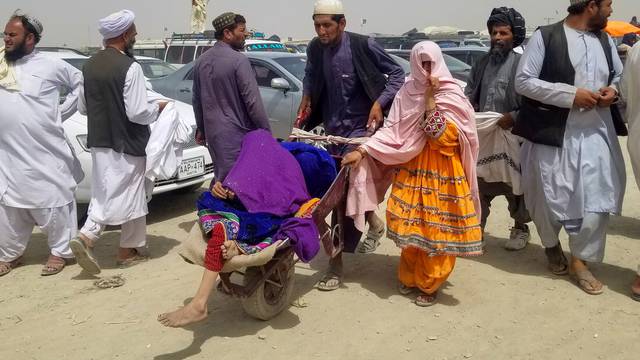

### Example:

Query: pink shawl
xmin=347 ymin=41 xmax=480 ymax=231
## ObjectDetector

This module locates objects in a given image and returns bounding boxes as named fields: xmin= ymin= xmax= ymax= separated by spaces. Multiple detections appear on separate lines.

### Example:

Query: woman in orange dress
xmin=343 ymin=41 xmax=482 ymax=306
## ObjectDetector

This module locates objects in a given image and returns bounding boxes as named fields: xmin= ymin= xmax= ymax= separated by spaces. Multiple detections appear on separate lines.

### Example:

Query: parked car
xmin=40 ymin=50 xmax=215 ymax=217
xmin=151 ymin=52 xmax=306 ymax=140
xmin=164 ymin=32 xmax=288 ymax=66
xmin=46 ymin=51 xmax=178 ymax=80
xmin=386 ymin=49 xmax=471 ymax=82
xmin=132 ymin=39 xmax=167 ymax=60
xmin=441 ymin=46 xmax=489 ymax=68
xmin=150 ymin=52 xmax=412 ymax=140
xmin=371 ymin=33 xmax=430 ymax=50
xmin=434 ymin=38 xmax=488 ymax=48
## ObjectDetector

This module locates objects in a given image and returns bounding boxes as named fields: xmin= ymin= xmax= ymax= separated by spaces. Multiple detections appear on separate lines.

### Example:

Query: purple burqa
xmin=223 ymin=129 xmax=320 ymax=261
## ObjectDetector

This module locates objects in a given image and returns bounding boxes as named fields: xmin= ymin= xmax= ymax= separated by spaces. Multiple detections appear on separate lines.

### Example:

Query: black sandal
xmin=545 ymin=244 xmax=568 ymax=275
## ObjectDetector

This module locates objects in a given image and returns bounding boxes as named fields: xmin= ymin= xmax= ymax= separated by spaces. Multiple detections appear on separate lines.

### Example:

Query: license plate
xmin=178 ymin=156 xmax=205 ymax=180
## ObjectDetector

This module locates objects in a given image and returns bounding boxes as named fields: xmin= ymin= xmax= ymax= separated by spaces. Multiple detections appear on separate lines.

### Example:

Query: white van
xmin=132 ymin=39 xmax=167 ymax=60
xmin=164 ymin=32 xmax=288 ymax=66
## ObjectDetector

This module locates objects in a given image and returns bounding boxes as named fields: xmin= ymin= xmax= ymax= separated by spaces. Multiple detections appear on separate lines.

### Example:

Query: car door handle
xmin=179 ymin=88 xmax=192 ymax=93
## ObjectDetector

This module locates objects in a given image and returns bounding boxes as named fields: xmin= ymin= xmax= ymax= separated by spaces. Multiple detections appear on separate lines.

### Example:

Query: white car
xmin=41 ymin=50 xmax=214 ymax=217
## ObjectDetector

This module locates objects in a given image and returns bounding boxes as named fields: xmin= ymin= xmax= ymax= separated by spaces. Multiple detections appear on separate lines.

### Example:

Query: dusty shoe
xmin=504 ymin=225 xmax=530 ymax=251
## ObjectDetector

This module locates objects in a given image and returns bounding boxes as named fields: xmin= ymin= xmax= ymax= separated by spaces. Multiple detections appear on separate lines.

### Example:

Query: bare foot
xmin=157 ymin=302 xmax=208 ymax=328
xmin=221 ymin=241 xmax=240 ymax=260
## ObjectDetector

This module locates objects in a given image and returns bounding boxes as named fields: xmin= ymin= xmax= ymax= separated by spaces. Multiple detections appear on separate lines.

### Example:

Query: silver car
xmin=150 ymin=52 xmax=411 ymax=140
xmin=150 ymin=52 xmax=306 ymax=139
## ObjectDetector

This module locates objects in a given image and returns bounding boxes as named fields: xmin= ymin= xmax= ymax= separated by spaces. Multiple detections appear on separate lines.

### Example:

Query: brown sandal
xmin=570 ymin=268 xmax=604 ymax=295
xmin=0 ymin=257 xmax=22 ymax=277
xmin=41 ymin=255 xmax=67 ymax=276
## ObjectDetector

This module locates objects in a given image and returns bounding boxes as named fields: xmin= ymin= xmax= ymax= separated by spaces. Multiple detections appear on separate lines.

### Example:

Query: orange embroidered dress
xmin=387 ymin=121 xmax=483 ymax=294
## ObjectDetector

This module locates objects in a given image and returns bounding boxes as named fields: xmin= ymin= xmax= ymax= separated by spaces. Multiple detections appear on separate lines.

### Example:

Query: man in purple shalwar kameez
xmin=192 ymin=12 xmax=270 ymax=198
xmin=158 ymin=12 xmax=272 ymax=328
xmin=297 ymin=0 xmax=405 ymax=291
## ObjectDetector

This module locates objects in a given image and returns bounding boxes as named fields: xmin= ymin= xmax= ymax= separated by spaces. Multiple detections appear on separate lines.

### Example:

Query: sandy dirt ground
xmin=1 ymin=141 xmax=640 ymax=360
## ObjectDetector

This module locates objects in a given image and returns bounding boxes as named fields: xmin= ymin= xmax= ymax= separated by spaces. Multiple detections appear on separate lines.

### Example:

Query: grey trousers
xmin=529 ymin=199 xmax=609 ymax=263
xmin=478 ymin=179 xmax=530 ymax=229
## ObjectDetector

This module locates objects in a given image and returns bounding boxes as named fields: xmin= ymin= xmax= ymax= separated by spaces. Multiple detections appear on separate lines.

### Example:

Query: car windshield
xmin=274 ymin=57 xmax=307 ymax=81
xmin=443 ymin=54 xmax=471 ymax=72
xmin=139 ymin=60 xmax=177 ymax=79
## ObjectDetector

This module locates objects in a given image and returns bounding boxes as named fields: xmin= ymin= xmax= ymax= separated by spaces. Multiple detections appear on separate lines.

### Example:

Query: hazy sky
xmin=1 ymin=0 xmax=638 ymax=47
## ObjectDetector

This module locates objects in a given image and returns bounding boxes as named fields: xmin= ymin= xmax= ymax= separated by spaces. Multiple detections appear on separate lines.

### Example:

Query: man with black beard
xmin=70 ymin=9 xmax=167 ymax=274
xmin=465 ymin=7 xmax=531 ymax=250
xmin=515 ymin=0 xmax=625 ymax=295
xmin=0 ymin=12 xmax=83 ymax=277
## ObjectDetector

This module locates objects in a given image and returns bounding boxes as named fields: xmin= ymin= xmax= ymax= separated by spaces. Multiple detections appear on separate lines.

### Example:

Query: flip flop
xmin=570 ymin=268 xmax=604 ymax=296
xmin=70 ymin=237 xmax=101 ymax=275
xmin=41 ymin=255 xmax=67 ymax=276
xmin=0 ymin=257 xmax=22 ymax=277
xmin=415 ymin=292 xmax=438 ymax=307
xmin=316 ymin=272 xmax=342 ymax=291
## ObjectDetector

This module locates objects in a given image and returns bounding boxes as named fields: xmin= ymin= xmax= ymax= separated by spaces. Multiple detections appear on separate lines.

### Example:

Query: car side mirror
xmin=271 ymin=78 xmax=291 ymax=92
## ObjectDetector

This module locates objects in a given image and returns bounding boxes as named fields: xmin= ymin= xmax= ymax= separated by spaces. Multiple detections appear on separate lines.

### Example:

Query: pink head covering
xmin=348 ymin=41 xmax=480 ymax=230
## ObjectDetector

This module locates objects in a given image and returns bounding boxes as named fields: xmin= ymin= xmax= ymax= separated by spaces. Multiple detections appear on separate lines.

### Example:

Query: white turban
xmin=313 ymin=0 xmax=344 ymax=15
xmin=98 ymin=9 xmax=135 ymax=40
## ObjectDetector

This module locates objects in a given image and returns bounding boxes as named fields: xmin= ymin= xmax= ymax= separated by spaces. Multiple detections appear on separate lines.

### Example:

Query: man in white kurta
xmin=621 ymin=41 xmax=640 ymax=301
xmin=515 ymin=0 xmax=625 ymax=295
xmin=70 ymin=10 xmax=166 ymax=275
xmin=0 ymin=14 xmax=83 ymax=277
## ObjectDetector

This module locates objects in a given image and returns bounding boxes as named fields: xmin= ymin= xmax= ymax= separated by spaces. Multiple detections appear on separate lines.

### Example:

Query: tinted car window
xmin=182 ymin=46 xmax=196 ymax=64
xmin=274 ymin=57 xmax=306 ymax=81
xmin=166 ymin=46 xmax=184 ymax=64
xmin=196 ymin=46 xmax=212 ymax=58
xmin=251 ymin=62 xmax=281 ymax=87
xmin=184 ymin=68 xmax=195 ymax=81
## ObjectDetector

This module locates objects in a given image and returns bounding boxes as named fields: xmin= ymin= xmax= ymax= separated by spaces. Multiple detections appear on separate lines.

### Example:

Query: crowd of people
xmin=1 ymin=0 xmax=640 ymax=330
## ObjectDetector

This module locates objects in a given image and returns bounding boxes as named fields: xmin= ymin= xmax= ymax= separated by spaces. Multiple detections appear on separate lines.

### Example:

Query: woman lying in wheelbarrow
xmin=158 ymin=129 xmax=335 ymax=327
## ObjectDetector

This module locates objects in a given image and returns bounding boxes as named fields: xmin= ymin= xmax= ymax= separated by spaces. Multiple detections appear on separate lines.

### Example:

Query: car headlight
xmin=76 ymin=134 xmax=89 ymax=152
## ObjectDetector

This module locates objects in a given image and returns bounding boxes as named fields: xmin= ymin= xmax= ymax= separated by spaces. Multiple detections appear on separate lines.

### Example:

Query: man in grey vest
xmin=70 ymin=9 xmax=167 ymax=275
xmin=296 ymin=0 xmax=404 ymax=292
xmin=465 ymin=7 xmax=531 ymax=251
xmin=515 ymin=0 xmax=625 ymax=295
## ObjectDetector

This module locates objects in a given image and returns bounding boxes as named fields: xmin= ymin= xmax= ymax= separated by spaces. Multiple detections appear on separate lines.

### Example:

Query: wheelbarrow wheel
xmin=241 ymin=253 xmax=295 ymax=321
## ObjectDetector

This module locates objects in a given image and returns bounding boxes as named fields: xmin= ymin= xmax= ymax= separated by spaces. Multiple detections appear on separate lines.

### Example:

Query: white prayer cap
xmin=313 ymin=0 xmax=344 ymax=15
xmin=98 ymin=9 xmax=135 ymax=40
